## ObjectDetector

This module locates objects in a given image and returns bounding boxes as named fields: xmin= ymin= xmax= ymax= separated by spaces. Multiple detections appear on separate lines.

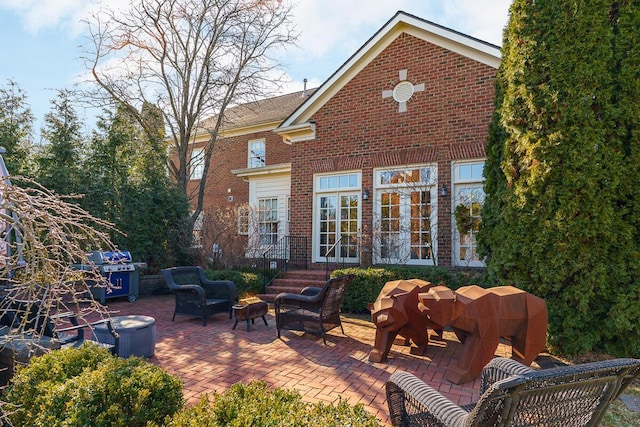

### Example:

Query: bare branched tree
xmin=0 ymin=175 xmax=120 ymax=337
xmin=82 ymin=0 xmax=297 ymax=232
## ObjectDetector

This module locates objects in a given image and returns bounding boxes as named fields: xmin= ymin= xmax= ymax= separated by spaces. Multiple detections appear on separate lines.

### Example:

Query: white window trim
xmin=190 ymin=148 xmax=205 ymax=180
xmin=312 ymin=171 xmax=362 ymax=264
xmin=237 ymin=205 xmax=249 ymax=236
xmin=258 ymin=197 xmax=279 ymax=246
xmin=372 ymin=164 xmax=438 ymax=266
xmin=248 ymin=139 xmax=266 ymax=169
xmin=452 ymin=159 xmax=486 ymax=268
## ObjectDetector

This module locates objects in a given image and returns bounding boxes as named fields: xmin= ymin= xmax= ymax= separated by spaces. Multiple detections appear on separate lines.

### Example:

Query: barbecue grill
xmin=76 ymin=251 xmax=144 ymax=304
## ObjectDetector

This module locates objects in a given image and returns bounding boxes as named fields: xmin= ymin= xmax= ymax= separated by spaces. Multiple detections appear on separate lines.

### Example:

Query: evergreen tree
xmin=479 ymin=0 xmax=640 ymax=355
xmin=83 ymin=106 xmax=190 ymax=270
xmin=36 ymin=90 xmax=85 ymax=195
xmin=603 ymin=3 xmax=640 ymax=356
xmin=0 ymin=80 xmax=34 ymax=176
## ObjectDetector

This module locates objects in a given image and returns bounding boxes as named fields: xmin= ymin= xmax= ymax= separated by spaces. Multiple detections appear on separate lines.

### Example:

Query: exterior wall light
xmin=363 ymin=189 xmax=370 ymax=200
xmin=440 ymin=184 xmax=447 ymax=197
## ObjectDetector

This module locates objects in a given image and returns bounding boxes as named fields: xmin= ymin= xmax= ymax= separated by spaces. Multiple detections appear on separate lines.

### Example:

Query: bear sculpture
xmin=418 ymin=284 xmax=548 ymax=384
xmin=368 ymin=279 xmax=438 ymax=363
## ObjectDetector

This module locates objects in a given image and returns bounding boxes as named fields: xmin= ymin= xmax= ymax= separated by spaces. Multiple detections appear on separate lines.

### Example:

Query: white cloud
xmin=289 ymin=0 xmax=509 ymax=62
xmin=440 ymin=0 xmax=512 ymax=45
xmin=0 ymin=0 xmax=512 ymax=125
xmin=279 ymin=0 xmax=510 ymax=91
xmin=0 ymin=0 xmax=130 ymax=35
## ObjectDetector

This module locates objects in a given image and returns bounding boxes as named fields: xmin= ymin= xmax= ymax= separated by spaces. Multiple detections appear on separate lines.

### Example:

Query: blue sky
xmin=0 ymin=0 xmax=511 ymax=134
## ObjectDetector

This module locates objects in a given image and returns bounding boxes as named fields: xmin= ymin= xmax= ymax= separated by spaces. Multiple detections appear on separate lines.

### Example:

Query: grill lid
xmin=88 ymin=250 xmax=132 ymax=265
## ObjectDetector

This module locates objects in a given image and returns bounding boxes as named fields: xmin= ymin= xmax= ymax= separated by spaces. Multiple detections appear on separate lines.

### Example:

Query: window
xmin=453 ymin=161 xmax=485 ymax=267
xmin=258 ymin=198 xmax=278 ymax=245
xmin=374 ymin=165 xmax=437 ymax=265
xmin=190 ymin=148 xmax=204 ymax=180
xmin=318 ymin=173 xmax=359 ymax=190
xmin=237 ymin=205 xmax=249 ymax=235
xmin=248 ymin=139 xmax=265 ymax=168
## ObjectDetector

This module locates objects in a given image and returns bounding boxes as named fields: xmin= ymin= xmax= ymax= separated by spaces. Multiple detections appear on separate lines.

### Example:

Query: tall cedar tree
xmin=479 ymin=0 xmax=640 ymax=356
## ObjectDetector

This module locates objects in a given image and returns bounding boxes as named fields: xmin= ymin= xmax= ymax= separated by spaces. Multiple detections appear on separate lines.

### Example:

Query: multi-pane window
xmin=237 ymin=205 xmax=249 ymax=235
xmin=190 ymin=148 xmax=204 ymax=180
xmin=339 ymin=195 xmax=359 ymax=258
xmin=375 ymin=165 xmax=436 ymax=265
xmin=248 ymin=140 xmax=266 ymax=168
xmin=379 ymin=192 xmax=401 ymax=260
xmin=258 ymin=198 xmax=278 ymax=245
xmin=410 ymin=190 xmax=432 ymax=260
xmin=319 ymin=173 xmax=359 ymax=190
xmin=453 ymin=161 xmax=485 ymax=267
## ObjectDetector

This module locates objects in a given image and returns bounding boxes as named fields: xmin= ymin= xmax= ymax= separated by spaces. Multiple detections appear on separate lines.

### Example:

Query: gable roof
xmin=277 ymin=11 xmax=501 ymax=138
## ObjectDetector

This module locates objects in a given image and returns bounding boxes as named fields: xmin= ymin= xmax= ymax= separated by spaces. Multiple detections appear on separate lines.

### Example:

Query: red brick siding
xmin=185 ymin=130 xmax=291 ymax=215
xmin=290 ymin=33 xmax=496 ymax=267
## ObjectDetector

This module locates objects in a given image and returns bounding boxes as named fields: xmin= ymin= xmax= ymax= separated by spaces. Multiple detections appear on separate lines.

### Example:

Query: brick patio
xmin=105 ymin=294 xmax=514 ymax=425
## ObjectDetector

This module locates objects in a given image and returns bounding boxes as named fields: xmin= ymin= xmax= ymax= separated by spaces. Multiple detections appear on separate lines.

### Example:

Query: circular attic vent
xmin=392 ymin=81 xmax=414 ymax=103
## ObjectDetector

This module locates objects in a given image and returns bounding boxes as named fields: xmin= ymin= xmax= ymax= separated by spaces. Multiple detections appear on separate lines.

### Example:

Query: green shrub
xmin=159 ymin=381 xmax=381 ymax=426
xmin=334 ymin=266 xmax=488 ymax=313
xmin=206 ymin=269 xmax=262 ymax=298
xmin=4 ymin=344 xmax=184 ymax=427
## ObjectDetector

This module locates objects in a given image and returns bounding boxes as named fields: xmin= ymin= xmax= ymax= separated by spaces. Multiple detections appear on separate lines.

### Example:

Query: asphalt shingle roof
xmin=202 ymin=88 xmax=317 ymax=133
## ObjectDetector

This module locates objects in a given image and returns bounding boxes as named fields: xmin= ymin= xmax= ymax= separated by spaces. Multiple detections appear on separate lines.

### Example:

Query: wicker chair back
xmin=275 ymin=274 xmax=355 ymax=344
xmin=386 ymin=357 xmax=640 ymax=427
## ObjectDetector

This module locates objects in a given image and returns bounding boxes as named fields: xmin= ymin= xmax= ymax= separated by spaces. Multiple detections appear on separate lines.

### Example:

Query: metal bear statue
xmin=368 ymin=279 xmax=439 ymax=363
xmin=418 ymin=284 xmax=548 ymax=384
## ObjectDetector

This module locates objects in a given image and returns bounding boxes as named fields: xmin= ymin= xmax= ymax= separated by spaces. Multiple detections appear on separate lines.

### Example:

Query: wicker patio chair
xmin=274 ymin=274 xmax=355 ymax=344
xmin=162 ymin=266 xmax=236 ymax=326
xmin=386 ymin=357 xmax=640 ymax=427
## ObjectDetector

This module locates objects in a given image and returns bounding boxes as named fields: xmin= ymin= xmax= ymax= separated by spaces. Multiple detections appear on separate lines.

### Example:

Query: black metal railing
xmin=324 ymin=234 xmax=351 ymax=280
xmin=261 ymin=236 xmax=308 ymax=291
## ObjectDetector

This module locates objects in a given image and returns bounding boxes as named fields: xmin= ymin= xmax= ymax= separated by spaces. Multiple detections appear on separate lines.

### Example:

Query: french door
xmin=317 ymin=192 xmax=360 ymax=263
xmin=377 ymin=189 xmax=434 ymax=264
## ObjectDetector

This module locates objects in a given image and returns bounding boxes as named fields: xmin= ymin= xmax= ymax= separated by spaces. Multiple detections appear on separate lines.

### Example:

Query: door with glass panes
xmin=374 ymin=165 xmax=437 ymax=265
xmin=317 ymin=193 xmax=360 ymax=263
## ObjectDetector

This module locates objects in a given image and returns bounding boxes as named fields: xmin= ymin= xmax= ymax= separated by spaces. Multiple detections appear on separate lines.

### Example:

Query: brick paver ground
xmin=105 ymin=295 xmax=515 ymax=425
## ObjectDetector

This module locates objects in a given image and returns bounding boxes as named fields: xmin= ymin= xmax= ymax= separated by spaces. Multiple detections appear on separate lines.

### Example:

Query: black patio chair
xmin=386 ymin=356 xmax=640 ymax=427
xmin=274 ymin=274 xmax=355 ymax=344
xmin=162 ymin=266 xmax=236 ymax=326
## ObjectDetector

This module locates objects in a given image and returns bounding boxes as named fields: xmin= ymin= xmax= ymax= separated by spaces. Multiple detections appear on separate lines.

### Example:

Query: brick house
xmin=189 ymin=11 xmax=500 ymax=269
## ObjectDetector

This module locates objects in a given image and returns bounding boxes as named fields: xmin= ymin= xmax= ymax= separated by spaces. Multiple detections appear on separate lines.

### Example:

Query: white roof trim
xmin=279 ymin=11 xmax=501 ymax=128
xmin=273 ymin=121 xmax=316 ymax=144
xmin=232 ymin=163 xmax=292 ymax=178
